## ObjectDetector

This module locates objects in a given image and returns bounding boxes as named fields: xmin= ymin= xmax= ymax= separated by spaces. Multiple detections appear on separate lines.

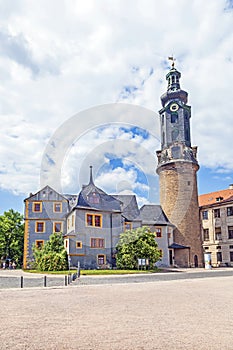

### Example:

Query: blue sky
xmin=0 ymin=0 xmax=233 ymax=214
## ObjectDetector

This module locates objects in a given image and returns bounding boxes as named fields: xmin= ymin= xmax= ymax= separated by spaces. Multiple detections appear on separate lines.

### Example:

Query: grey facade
xmin=23 ymin=169 xmax=174 ymax=269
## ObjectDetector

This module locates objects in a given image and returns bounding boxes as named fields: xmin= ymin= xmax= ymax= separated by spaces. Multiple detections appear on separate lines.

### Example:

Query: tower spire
xmin=89 ymin=165 xmax=94 ymax=185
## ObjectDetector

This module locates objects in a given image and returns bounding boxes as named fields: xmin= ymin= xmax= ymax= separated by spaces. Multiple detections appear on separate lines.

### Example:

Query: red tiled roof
xmin=198 ymin=189 xmax=233 ymax=207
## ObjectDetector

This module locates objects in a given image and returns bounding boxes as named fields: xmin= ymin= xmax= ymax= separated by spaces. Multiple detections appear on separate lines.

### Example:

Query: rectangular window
xmin=214 ymin=209 xmax=220 ymax=218
xmin=229 ymin=245 xmax=233 ymax=249
xmin=54 ymin=202 xmax=62 ymax=213
xmin=203 ymin=229 xmax=209 ymax=241
xmin=124 ymin=222 xmax=132 ymax=231
xmin=95 ymin=215 xmax=101 ymax=227
xmin=86 ymin=214 xmax=102 ymax=227
xmin=91 ymin=238 xmax=105 ymax=248
xmin=53 ymin=222 xmax=62 ymax=233
xmin=215 ymin=228 xmax=222 ymax=241
xmin=155 ymin=228 xmax=162 ymax=238
xmin=76 ymin=241 xmax=82 ymax=249
xmin=227 ymin=207 xmax=233 ymax=216
xmin=228 ymin=226 xmax=233 ymax=239
xmin=35 ymin=240 xmax=44 ymax=248
xmin=64 ymin=239 xmax=69 ymax=249
xmin=217 ymin=252 xmax=222 ymax=262
xmin=68 ymin=218 xmax=70 ymax=230
xmin=230 ymin=252 xmax=233 ymax=262
xmin=72 ymin=215 xmax=74 ymax=227
xmin=202 ymin=211 xmax=208 ymax=220
xmin=97 ymin=254 xmax=105 ymax=265
xmin=35 ymin=221 xmax=45 ymax=233
xmin=33 ymin=202 xmax=42 ymax=212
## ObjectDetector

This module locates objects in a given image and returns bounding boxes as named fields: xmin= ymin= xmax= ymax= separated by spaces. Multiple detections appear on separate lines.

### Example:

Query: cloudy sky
xmin=0 ymin=0 xmax=233 ymax=214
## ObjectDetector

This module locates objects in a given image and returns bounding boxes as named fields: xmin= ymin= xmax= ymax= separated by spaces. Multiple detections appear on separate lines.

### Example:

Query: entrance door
xmin=169 ymin=250 xmax=173 ymax=265
xmin=194 ymin=255 xmax=198 ymax=268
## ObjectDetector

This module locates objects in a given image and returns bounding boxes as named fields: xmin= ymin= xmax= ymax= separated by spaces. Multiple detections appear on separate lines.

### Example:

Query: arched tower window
xmin=172 ymin=129 xmax=179 ymax=141
xmin=171 ymin=114 xmax=178 ymax=123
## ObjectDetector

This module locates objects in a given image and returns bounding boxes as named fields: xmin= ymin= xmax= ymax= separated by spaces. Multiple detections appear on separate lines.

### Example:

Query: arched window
xmin=172 ymin=129 xmax=179 ymax=141
xmin=171 ymin=114 xmax=178 ymax=123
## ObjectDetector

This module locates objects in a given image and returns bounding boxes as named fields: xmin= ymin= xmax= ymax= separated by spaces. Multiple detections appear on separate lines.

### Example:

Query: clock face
xmin=170 ymin=103 xmax=179 ymax=112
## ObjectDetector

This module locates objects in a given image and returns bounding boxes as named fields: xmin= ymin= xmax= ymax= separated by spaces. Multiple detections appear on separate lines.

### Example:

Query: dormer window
xmin=216 ymin=197 xmax=223 ymax=202
xmin=88 ymin=192 xmax=100 ymax=204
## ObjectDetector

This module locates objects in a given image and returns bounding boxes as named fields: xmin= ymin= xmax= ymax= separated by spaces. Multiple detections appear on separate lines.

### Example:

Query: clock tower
xmin=156 ymin=60 xmax=203 ymax=267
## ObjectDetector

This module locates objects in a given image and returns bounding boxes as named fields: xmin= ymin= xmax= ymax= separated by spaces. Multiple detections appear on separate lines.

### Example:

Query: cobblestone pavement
xmin=0 ymin=273 xmax=233 ymax=349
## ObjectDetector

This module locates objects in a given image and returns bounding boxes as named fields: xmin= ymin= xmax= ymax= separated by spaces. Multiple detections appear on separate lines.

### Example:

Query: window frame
xmin=227 ymin=207 xmax=233 ymax=216
xmin=33 ymin=202 xmax=42 ymax=213
xmin=76 ymin=241 xmax=82 ymax=249
xmin=124 ymin=222 xmax=132 ymax=231
xmin=97 ymin=254 xmax=105 ymax=265
xmin=228 ymin=226 xmax=233 ymax=239
xmin=213 ymin=208 xmax=220 ymax=218
xmin=155 ymin=227 xmax=162 ymax=238
xmin=202 ymin=210 xmax=208 ymax=220
xmin=90 ymin=238 xmax=105 ymax=249
xmin=35 ymin=240 xmax=44 ymax=249
xmin=203 ymin=228 xmax=209 ymax=241
xmin=215 ymin=228 xmax=222 ymax=241
xmin=86 ymin=213 xmax=102 ymax=228
xmin=53 ymin=222 xmax=62 ymax=233
xmin=53 ymin=202 xmax=62 ymax=213
xmin=35 ymin=221 xmax=45 ymax=233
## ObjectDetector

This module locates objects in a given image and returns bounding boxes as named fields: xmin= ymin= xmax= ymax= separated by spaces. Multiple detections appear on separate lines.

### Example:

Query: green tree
xmin=116 ymin=226 xmax=161 ymax=269
xmin=0 ymin=209 xmax=24 ymax=265
xmin=33 ymin=232 xmax=68 ymax=271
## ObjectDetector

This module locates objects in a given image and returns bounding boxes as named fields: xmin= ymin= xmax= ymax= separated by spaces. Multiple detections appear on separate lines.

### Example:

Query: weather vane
xmin=168 ymin=56 xmax=176 ymax=68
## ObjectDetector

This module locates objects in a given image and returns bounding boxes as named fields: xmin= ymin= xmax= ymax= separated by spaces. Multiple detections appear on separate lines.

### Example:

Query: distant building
xmin=199 ymin=185 xmax=233 ymax=266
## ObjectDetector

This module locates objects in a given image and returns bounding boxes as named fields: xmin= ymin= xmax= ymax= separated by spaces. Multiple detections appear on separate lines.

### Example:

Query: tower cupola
xmin=160 ymin=58 xmax=188 ymax=107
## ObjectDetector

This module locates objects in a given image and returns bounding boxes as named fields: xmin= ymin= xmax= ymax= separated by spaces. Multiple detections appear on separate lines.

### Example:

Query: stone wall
xmin=157 ymin=161 xmax=203 ymax=267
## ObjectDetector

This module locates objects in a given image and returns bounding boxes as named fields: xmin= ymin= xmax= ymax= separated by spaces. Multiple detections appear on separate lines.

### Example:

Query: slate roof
xmin=139 ymin=204 xmax=172 ymax=226
xmin=24 ymin=185 xmax=68 ymax=202
xmin=73 ymin=167 xmax=121 ymax=212
xmin=112 ymin=195 xmax=141 ymax=221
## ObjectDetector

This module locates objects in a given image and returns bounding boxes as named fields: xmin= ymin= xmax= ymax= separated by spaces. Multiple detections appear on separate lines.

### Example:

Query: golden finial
xmin=168 ymin=56 xmax=176 ymax=68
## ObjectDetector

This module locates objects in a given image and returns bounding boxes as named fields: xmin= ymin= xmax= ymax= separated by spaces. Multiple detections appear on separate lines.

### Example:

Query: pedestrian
xmin=3 ymin=261 xmax=6 ymax=269
xmin=12 ymin=261 xmax=16 ymax=269
xmin=9 ymin=261 xmax=13 ymax=270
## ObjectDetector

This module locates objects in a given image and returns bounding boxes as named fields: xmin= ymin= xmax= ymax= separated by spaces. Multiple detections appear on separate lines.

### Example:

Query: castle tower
xmin=156 ymin=58 xmax=203 ymax=267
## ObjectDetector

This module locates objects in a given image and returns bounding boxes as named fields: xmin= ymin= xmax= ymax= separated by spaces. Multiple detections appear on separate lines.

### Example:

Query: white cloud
xmin=0 ymin=0 xmax=232 ymax=205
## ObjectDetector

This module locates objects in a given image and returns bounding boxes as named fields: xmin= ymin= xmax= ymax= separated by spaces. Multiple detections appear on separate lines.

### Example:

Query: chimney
xmin=229 ymin=184 xmax=233 ymax=190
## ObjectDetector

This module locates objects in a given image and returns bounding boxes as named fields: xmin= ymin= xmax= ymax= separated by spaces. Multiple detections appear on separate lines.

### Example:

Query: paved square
xmin=0 ymin=276 xmax=233 ymax=349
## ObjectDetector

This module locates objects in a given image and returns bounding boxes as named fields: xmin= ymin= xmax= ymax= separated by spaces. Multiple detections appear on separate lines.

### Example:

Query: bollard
xmin=20 ymin=276 xmax=23 ymax=288
xmin=77 ymin=261 xmax=80 ymax=278
xmin=44 ymin=276 xmax=47 ymax=287
xmin=65 ymin=275 xmax=68 ymax=286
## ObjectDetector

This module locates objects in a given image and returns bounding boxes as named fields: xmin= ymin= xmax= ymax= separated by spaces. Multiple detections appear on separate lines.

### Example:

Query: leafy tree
xmin=116 ymin=226 xmax=161 ymax=269
xmin=0 ymin=209 xmax=24 ymax=265
xmin=33 ymin=232 xmax=68 ymax=271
